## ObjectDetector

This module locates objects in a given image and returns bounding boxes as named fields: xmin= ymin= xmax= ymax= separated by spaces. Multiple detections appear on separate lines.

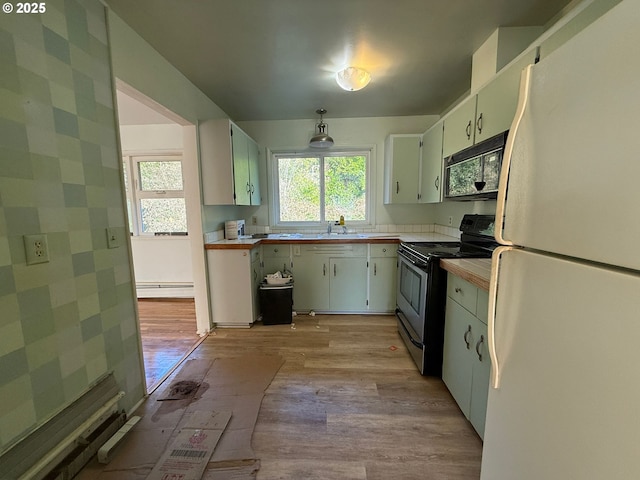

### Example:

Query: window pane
xmin=324 ymin=155 xmax=366 ymax=221
xmin=138 ymin=161 xmax=183 ymax=191
xmin=140 ymin=198 xmax=187 ymax=233
xmin=278 ymin=157 xmax=320 ymax=222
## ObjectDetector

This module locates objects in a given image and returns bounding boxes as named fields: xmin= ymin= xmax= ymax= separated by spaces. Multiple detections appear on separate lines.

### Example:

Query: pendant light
xmin=309 ymin=108 xmax=334 ymax=148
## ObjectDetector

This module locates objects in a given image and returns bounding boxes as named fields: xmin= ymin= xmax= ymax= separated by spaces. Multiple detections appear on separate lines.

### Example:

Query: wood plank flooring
xmin=137 ymin=298 xmax=201 ymax=392
xmin=190 ymin=314 xmax=483 ymax=479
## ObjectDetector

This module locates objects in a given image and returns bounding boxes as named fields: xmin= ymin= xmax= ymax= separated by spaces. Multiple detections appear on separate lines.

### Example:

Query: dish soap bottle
xmin=339 ymin=215 xmax=345 ymax=226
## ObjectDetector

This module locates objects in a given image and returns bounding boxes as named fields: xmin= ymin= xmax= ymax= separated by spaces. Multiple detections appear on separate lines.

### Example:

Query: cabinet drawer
xmin=447 ymin=274 xmax=478 ymax=315
xmin=300 ymin=244 xmax=367 ymax=257
xmin=262 ymin=244 xmax=290 ymax=258
xmin=370 ymin=244 xmax=398 ymax=257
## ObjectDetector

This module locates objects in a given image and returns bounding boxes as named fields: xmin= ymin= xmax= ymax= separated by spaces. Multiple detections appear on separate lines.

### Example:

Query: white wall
xmin=108 ymin=11 xmax=229 ymax=333
xmin=119 ymin=124 xmax=194 ymax=296
xmin=239 ymin=115 xmax=440 ymax=227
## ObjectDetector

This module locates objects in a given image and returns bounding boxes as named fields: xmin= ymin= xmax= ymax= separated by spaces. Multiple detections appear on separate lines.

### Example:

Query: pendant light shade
xmin=336 ymin=67 xmax=371 ymax=91
xmin=309 ymin=108 xmax=334 ymax=148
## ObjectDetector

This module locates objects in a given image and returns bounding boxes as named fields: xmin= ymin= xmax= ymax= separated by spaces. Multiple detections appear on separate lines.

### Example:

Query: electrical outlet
xmin=24 ymin=234 xmax=50 ymax=265
xmin=448 ymin=216 xmax=453 ymax=226
xmin=252 ymin=215 xmax=257 ymax=225
xmin=106 ymin=227 xmax=121 ymax=249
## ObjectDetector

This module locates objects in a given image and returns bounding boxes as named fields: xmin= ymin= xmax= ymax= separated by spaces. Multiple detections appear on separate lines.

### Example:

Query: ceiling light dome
xmin=336 ymin=67 xmax=371 ymax=91
xmin=309 ymin=108 xmax=334 ymax=148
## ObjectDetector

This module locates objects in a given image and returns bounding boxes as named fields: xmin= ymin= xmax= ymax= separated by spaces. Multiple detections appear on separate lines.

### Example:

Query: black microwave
xmin=444 ymin=131 xmax=508 ymax=201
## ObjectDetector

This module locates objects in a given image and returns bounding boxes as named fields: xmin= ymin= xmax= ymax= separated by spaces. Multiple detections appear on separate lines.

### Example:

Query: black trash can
xmin=259 ymin=282 xmax=293 ymax=325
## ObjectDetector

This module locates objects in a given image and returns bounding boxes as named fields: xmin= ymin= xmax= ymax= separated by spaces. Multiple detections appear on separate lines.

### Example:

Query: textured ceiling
xmin=106 ymin=0 xmax=575 ymax=121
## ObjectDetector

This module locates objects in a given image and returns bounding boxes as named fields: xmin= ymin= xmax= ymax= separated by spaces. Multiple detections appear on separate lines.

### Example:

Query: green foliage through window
xmin=274 ymin=152 xmax=368 ymax=224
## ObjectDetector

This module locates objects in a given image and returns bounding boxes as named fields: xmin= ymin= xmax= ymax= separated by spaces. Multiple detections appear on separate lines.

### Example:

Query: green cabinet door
xmin=442 ymin=95 xmax=477 ymax=158
xmin=292 ymin=254 xmax=330 ymax=312
xmin=247 ymin=137 xmax=261 ymax=205
xmin=474 ymin=49 xmax=538 ymax=144
xmin=330 ymin=257 xmax=368 ymax=311
xmin=469 ymin=315 xmax=490 ymax=439
xmin=384 ymin=134 xmax=421 ymax=204
xmin=420 ymin=120 xmax=444 ymax=204
xmin=232 ymin=126 xmax=250 ymax=205
xmin=442 ymin=299 xmax=476 ymax=418
xmin=369 ymin=257 xmax=397 ymax=312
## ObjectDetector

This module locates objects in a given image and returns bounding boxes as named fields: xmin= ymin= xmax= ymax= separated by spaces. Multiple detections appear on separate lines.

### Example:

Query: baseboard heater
xmin=0 ymin=373 xmax=126 ymax=480
xmin=136 ymin=282 xmax=194 ymax=298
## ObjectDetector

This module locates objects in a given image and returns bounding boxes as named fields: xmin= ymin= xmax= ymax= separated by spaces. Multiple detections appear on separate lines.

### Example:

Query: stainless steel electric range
xmin=395 ymin=214 xmax=497 ymax=376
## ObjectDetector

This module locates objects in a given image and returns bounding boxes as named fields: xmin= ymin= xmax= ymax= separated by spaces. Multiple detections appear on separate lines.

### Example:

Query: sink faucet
xmin=327 ymin=221 xmax=332 ymax=233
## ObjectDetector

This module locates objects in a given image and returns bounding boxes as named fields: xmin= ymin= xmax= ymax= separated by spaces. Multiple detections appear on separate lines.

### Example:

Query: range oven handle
xmin=398 ymin=250 xmax=427 ymax=269
xmin=395 ymin=309 xmax=423 ymax=349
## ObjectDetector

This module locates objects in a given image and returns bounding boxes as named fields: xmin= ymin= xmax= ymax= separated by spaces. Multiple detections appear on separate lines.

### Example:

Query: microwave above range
xmin=444 ymin=131 xmax=508 ymax=201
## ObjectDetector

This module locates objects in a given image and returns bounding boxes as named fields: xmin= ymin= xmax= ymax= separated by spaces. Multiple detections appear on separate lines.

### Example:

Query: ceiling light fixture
xmin=309 ymin=108 xmax=334 ymax=148
xmin=336 ymin=66 xmax=371 ymax=91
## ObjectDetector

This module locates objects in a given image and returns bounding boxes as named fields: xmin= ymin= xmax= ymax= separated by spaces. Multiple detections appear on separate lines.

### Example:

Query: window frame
xmin=269 ymin=149 xmax=372 ymax=228
xmin=122 ymin=153 xmax=188 ymax=236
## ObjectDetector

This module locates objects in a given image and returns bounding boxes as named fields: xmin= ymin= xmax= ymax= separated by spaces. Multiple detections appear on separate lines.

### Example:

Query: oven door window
xmin=398 ymin=258 xmax=427 ymax=337
xmin=400 ymin=262 xmax=422 ymax=312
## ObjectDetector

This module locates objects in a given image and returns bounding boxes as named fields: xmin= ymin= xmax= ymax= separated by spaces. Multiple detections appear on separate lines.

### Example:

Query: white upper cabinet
xmin=419 ymin=120 xmax=444 ymax=204
xmin=442 ymin=96 xmax=477 ymax=158
xmin=199 ymin=119 xmax=261 ymax=205
xmin=383 ymin=134 xmax=422 ymax=204
xmin=442 ymin=48 xmax=538 ymax=158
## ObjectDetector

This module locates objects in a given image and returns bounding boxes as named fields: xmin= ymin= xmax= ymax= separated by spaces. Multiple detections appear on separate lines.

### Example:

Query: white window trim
xmin=269 ymin=148 xmax=372 ymax=228
xmin=123 ymin=153 xmax=187 ymax=236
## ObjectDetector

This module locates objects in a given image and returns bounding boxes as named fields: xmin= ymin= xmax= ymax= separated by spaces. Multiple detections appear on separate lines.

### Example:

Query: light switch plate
xmin=24 ymin=234 xmax=50 ymax=265
xmin=106 ymin=227 xmax=122 ymax=249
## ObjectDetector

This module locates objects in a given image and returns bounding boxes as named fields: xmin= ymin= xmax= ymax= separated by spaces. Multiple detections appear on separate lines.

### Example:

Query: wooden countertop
xmin=440 ymin=258 xmax=492 ymax=291
xmin=205 ymin=232 xmax=458 ymax=250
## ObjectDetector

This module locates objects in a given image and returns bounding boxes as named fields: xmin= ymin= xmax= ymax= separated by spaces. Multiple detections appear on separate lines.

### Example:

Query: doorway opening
xmin=115 ymin=82 xmax=210 ymax=393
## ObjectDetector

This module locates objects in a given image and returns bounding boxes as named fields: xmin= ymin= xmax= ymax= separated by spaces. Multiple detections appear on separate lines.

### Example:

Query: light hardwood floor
xmin=137 ymin=298 xmax=202 ymax=391
xmin=191 ymin=314 xmax=483 ymax=479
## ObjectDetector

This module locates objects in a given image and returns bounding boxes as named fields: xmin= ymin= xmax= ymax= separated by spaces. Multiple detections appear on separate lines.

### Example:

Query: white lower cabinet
xmin=442 ymin=273 xmax=491 ymax=438
xmin=207 ymin=246 xmax=261 ymax=327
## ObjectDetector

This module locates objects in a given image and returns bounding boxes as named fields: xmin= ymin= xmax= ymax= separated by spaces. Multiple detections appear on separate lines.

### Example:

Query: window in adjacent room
xmin=271 ymin=150 xmax=370 ymax=226
xmin=122 ymin=154 xmax=187 ymax=235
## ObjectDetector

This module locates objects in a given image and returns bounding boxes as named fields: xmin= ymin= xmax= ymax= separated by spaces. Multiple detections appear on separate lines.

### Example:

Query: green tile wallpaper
xmin=0 ymin=0 xmax=144 ymax=455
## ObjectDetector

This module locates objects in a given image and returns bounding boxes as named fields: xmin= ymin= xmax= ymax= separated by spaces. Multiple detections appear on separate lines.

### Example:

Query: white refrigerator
xmin=481 ymin=1 xmax=640 ymax=479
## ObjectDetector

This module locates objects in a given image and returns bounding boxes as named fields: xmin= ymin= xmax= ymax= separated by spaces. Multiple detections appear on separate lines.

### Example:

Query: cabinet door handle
xmin=463 ymin=325 xmax=472 ymax=349
xmin=274 ymin=248 xmax=278 ymax=253
xmin=466 ymin=120 xmax=472 ymax=139
xmin=250 ymin=183 xmax=255 ymax=194
xmin=323 ymin=264 xmax=326 ymax=276
xmin=374 ymin=263 xmax=377 ymax=275
xmin=396 ymin=181 xmax=400 ymax=194
xmin=246 ymin=181 xmax=251 ymax=193
xmin=476 ymin=112 xmax=483 ymax=134
xmin=455 ymin=287 xmax=462 ymax=293
xmin=334 ymin=264 xmax=337 ymax=276
xmin=476 ymin=335 xmax=485 ymax=361
xmin=434 ymin=175 xmax=439 ymax=190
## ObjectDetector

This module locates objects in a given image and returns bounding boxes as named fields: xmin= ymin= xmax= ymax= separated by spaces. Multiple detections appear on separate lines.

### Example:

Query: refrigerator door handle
xmin=495 ymin=64 xmax=533 ymax=246
xmin=488 ymin=245 xmax=518 ymax=389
